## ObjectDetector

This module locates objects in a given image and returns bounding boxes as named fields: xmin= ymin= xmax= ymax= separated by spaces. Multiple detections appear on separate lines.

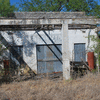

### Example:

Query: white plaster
xmin=1 ymin=30 xmax=62 ymax=73
xmin=0 ymin=27 xmax=97 ymax=77
xmin=68 ymin=29 xmax=97 ymax=61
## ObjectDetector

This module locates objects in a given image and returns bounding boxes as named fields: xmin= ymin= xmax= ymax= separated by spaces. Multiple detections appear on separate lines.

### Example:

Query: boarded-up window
xmin=74 ymin=43 xmax=86 ymax=62
xmin=37 ymin=44 xmax=62 ymax=74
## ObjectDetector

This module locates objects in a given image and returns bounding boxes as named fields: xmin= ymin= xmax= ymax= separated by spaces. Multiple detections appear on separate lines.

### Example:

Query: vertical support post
xmin=62 ymin=22 xmax=70 ymax=80
xmin=98 ymin=51 xmax=99 ymax=73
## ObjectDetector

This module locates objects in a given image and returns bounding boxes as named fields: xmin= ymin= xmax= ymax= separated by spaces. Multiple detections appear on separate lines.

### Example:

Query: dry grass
xmin=0 ymin=73 xmax=100 ymax=100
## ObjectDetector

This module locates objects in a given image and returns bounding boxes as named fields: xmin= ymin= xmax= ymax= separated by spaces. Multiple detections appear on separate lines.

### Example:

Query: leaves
xmin=19 ymin=0 xmax=69 ymax=12
xmin=18 ymin=0 xmax=100 ymax=17
xmin=90 ymin=34 xmax=100 ymax=65
xmin=0 ymin=0 xmax=17 ymax=17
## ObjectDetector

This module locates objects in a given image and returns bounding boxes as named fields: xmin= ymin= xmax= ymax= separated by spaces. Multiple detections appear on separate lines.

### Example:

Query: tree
xmin=0 ymin=0 xmax=16 ymax=17
xmin=19 ymin=0 xmax=69 ymax=11
xmin=19 ymin=0 xmax=100 ymax=17
xmin=66 ymin=0 xmax=100 ymax=17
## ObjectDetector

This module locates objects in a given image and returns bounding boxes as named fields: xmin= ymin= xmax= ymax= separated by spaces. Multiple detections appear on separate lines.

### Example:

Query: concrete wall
xmin=0 ymin=27 xmax=97 ymax=74
xmin=0 ymin=30 xmax=62 ymax=73
xmin=68 ymin=29 xmax=97 ymax=61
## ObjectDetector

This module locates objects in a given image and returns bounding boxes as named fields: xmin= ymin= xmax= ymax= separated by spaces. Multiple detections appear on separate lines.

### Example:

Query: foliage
xmin=67 ymin=0 xmax=100 ymax=17
xmin=19 ymin=0 xmax=69 ymax=12
xmin=19 ymin=0 xmax=100 ymax=17
xmin=0 ymin=0 xmax=17 ymax=17
xmin=89 ymin=34 xmax=100 ymax=66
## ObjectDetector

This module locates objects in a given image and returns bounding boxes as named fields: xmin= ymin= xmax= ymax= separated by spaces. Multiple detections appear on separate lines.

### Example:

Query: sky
xmin=96 ymin=0 xmax=100 ymax=4
xmin=10 ymin=0 xmax=100 ymax=7
xmin=10 ymin=0 xmax=20 ymax=5
xmin=10 ymin=0 xmax=100 ymax=5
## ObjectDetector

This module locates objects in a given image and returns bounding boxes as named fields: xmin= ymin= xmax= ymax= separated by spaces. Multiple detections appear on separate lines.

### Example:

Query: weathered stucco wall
xmin=0 ymin=12 xmax=99 ymax=80
xmin=68 ymin=29 xmax=97 ymax=61
xmin=0 ymin=28 xmax=97 ymax=73
xmin=0 ymin=30 xmax=62 ymax=73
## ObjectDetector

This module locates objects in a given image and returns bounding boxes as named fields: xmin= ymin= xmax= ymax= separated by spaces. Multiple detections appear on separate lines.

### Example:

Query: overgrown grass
xmin=0 ymin=73 xmax=100 ymax=100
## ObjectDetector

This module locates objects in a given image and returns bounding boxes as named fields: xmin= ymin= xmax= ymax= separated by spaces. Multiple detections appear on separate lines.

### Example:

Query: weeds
xmin=0 ymin=73 xmax=100 ymax=100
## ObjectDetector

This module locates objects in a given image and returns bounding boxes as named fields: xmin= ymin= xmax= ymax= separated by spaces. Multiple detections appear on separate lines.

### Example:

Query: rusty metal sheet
xmin=45 ymin=45 xmax=53 ymax=60
xmin=74 ymin=43 xmax=86 ymax=62
xmin=46 ymin=61 xmax=54 ymax=73
xmin=37 ymin=62 xmax=46 ymax=74
xmin=37 ymin=45 xmax=44 ymax=60
xmin=53 ymin=45 xmax=62 ymax=60
xmin=53 ymin=61 xmax=62 ymax=72
xmin=37 ymin=44 xmax=62 ymax=74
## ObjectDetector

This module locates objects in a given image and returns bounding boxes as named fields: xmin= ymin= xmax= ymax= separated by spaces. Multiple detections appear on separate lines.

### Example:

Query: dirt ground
xmin=0 ymin=73 xmax=100 ymax=100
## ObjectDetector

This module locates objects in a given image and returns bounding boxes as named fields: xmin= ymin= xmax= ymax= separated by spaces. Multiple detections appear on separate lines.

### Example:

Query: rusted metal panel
xmin=37 ymin=45 xmax=44 ymax=60
xmin=46 ymin=45 xmax=54 ymax=60
xmin=37 ymin=44 xmax=62 ymax=74
xmin=53 ymin=61 xmax=62 ymax=72
xmin=74 ymin=43 xmax=86 ymax=62
xmin=3 ymin=60 xmax=9 ymax=75
xmin=87 ymin=52 xmax=94 ymax=70
xmin=37 ymin=62 xmax=46 ymax=73
xmin=46 ymin=62 xmax=54 ymax=73
xmin=53 ymin=45 xmax=62 ymax=60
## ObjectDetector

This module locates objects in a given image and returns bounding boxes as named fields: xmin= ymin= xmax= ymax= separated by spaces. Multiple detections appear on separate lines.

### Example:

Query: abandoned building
xmin=0 ymin=12 xmax=100 ymax=80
